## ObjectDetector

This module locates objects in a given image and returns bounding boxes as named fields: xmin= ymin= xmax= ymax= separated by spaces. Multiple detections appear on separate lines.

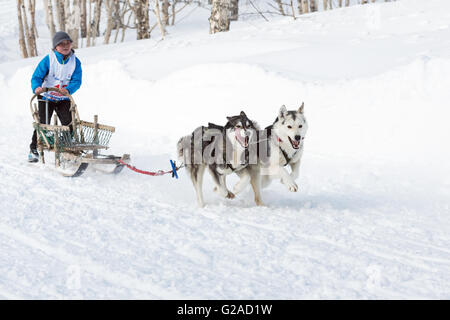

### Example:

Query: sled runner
xmin=30 ymin=87 xmax=130 ymax=177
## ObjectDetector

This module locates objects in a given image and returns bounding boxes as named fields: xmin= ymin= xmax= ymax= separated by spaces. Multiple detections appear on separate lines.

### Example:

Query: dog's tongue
xmin=291 ymin=138 xmax=299 ymax=148
xmin=235 ymin=128 xmax=247 ymax=146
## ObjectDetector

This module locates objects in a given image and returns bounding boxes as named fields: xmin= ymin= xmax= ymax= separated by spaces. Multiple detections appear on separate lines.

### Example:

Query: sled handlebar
xmin=31 ymin=87 xmax=75 ymax=104
xmin=30 ymin=87 xmax=79 ymax=124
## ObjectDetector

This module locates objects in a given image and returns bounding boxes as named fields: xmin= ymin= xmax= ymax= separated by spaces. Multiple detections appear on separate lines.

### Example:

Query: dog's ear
xmin=240 ymin=111 xmax=247 ymax=118
xmin=226 ymin=116 xmax=233 ymax=121
xmin=278 ymin=105 xmax=287 ymax=119
xmin=298 ymin=102 xmax=304 ymax=114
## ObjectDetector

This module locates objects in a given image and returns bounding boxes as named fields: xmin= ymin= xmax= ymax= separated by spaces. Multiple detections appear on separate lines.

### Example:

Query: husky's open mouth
xmin=235 ymin=128 xmax=249 ymax=148
xmin=288 ymin=136 xmax=300 ymax=149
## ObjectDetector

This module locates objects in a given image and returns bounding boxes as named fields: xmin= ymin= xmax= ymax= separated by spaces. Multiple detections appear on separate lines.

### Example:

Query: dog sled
xmin=30 ymin=87 xmax=130 ymax=177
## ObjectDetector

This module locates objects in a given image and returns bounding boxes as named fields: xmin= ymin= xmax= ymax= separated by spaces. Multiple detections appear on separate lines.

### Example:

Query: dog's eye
xmin=287 ymin=125 xmax=292 ymax=129
xmin=236 ymin=125 xmax=241 ymax=128
xmin=299 ymin=125 xmax=303 ymax=128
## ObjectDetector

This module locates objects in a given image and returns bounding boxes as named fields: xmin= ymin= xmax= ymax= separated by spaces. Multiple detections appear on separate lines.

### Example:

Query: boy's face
xmin=55 ymin=40 xmax=72 ymax=56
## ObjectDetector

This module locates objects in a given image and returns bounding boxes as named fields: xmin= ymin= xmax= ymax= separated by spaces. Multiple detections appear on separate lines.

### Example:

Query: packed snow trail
xmin=0 ymin=0 xmax=449 ymax=298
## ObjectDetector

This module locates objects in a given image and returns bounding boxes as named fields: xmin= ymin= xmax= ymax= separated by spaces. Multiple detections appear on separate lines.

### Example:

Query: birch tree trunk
xmin=114 ymin=0 xmax=128 ymax=43
xmin=45 ymin=0 xmax=56 ymax=38
xmin=86 ymin=0 xmax=101 ymax=46
xmin=345 ymin=0 xmax=350 ymax=6
xmin=134 ymin=0 xmax=150 ymax=40
xmin=104 ymin=0 xmax=114 ymax=44
xmin=27 ymin=0 xmax=38 ymax=55
xmin=171 ymin=0 xmax=177 ymax=25
xmin=80 ymin=0 xmax=87 ymax=38
xmin=65 ymin=0 xmax=80 ymax=48
xmin=21 ymin=0 xmax=36 ymax=57
xmin=300 ymin=0 xmax=309 ymax=14
xmin=289 ymin=0 xmax=296 ymax=19
xmin=86 ymin=0 xmax=92 ymax=46
xmin=230 ymin=0 xmax=238 ymax=21
xmin=113 ymin=0 xmax=121 ymax=30
xmin=121 ymin=7 xmax=133 ymax=42
xmin=55 ymin=0 xmax=66 ymax=31
xmin=21 ymin=0 xmax=31 ymax=53
xmin=72 ymin=1 xmax=80 ymax=47
xmin=93 ymin=0 xmax=102 ymax=39
xmin=28 ymin=0 xmax=38 ymax=38
xmin=64 ymin=0 xmax=69 ymax=23
xmin=338 ymin=0 xmax=343 ymax=7
xmin=161 ymin=0 xmax=170 ymax=27
xmin=274 ymin=0 xmax=285 ymax=16
xmin=310 ymin=0 xmax=317 ymax=12
xmin=154 ymin=0 xmax=165 ymax=39
xmin=17 ymin=0 xmax=28 ymax=58
xmin=209 ymin=0 xmax=231 ymax=34
xmin=362 ymin=0 xmax=369 ymax=4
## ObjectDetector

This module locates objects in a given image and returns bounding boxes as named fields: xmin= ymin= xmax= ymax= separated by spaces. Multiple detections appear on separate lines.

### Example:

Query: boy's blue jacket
xmin=31 ymin=50 xmax=82 ymax=95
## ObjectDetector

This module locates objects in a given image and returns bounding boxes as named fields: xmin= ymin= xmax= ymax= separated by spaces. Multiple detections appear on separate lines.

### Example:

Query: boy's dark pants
xmin=30 ymin=97 xmax=72 ymax=151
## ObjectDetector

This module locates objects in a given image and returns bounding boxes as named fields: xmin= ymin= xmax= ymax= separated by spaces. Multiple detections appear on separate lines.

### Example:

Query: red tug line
xmin=117 ymin=159 xmax=180 ymax=178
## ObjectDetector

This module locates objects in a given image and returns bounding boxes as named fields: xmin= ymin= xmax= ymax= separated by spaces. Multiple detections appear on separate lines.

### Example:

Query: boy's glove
xmin=34 ymin=87 xmax=44 ymax=95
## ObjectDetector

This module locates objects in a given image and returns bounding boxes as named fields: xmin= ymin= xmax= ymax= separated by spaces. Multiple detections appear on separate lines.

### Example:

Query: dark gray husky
xmin=177 ymin=111 xmax=263 ymax=207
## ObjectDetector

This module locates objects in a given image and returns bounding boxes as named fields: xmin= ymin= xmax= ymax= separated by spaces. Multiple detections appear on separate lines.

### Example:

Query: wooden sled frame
xmin=30 ymin=87 xmax=130 ymax=177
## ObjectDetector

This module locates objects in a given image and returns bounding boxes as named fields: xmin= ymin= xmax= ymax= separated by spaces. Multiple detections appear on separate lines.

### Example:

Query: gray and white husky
xmin=260 ymin=103 xmax=308 ymax=192
xmin=177 ymin=111 xmax=263 ymax=207
xmin=234 ymin=103 xmax=308 ymax=194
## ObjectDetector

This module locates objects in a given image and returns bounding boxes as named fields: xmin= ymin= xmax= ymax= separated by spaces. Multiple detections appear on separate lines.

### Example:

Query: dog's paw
xmin=197 ymin=201 xmax=205 ymax=208
xmin=283 ymin=179 xmax=298 ymax=192
xmin=232 ymin=184 xmax=245 ymax=195
xmin=255 ymin=199 xmax=266 ymax=206
xmin=226 ymin=191 xmax=235 ymax=199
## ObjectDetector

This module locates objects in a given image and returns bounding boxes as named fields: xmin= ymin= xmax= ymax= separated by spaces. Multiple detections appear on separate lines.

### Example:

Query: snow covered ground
xmin=0 ymin=0 xmax=449 ymax=299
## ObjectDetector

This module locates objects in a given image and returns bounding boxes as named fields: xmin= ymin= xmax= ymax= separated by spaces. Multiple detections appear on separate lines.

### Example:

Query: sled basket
xmin=68 ymin=120 xmax=115 ymax=151
xmin=34 ymin=120 xmax=115 ymax=152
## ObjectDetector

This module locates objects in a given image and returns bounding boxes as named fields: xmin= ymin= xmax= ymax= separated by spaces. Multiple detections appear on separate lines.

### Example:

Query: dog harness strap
xmin=222 ymin=128 xmax=228 ymax=167
xmin=265 ymin=128 xmax=271 ymax=160
xmin=280 ymin=147 xmax=291 ymax=166
xmin=271 ymin=132 xmax=290 ymax=166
